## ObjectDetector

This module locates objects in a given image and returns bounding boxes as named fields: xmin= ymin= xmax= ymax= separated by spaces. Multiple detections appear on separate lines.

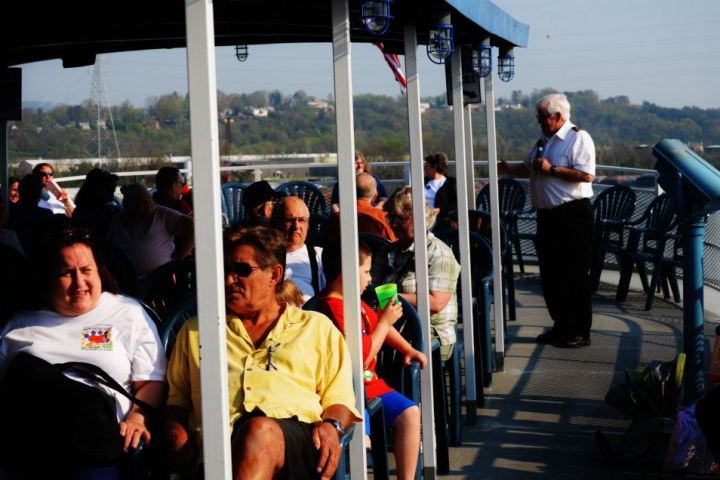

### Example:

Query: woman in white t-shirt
xmin=0 ymin=226 xmax=167 ymax=478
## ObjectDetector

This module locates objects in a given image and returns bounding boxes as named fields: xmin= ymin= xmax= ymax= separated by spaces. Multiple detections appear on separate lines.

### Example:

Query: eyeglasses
xmin=284 ymin=217 xmax=309 ymax=226
xmin=39 ymin=171 xmax=54 ymax=178
xmin=225 ymin=261 xmax=271 ymax=277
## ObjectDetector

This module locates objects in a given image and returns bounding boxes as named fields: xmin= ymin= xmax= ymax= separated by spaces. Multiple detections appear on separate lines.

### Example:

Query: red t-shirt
xmin=316 ymin=297 xmax=393 ymax=399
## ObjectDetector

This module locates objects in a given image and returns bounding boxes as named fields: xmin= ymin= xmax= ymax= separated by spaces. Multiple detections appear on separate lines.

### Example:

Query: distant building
xmin=307 ymin=100 xmax=333 ymax=111
xmin=249 ymin=107 xmax=268 ymax=118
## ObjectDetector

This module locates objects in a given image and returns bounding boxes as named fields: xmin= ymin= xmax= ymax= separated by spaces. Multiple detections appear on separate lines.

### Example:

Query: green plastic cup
xmin=375 ymin=283 xmax=398 ymax=310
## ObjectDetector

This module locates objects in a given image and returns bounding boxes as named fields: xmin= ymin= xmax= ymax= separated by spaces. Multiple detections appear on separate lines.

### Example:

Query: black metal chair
xmin=138 ymin=259 xmax=197 ymax=326
xmin=589 ymin=184 xmax=637 ymax=291
xmin=159 ymin=294 xmax=197 ymax=357
xmin=476 ymin=178 xmax=528 ymax=272
xmin=275 ymin=181 xmax=328 ymax=216
xmin=220 ymin=182 xmax=248 ymax=228
xmin=467 ymin=209 xmax=517 ymax=321
xmin=614 ymin=193 xmax=678 ymax=310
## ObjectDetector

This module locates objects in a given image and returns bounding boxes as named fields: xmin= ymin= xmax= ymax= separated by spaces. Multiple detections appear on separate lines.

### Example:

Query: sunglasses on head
xmin=225 ymin=261 xmax=271 ymax=277
xmin=47 ymin=227 xmax=93 ymax=246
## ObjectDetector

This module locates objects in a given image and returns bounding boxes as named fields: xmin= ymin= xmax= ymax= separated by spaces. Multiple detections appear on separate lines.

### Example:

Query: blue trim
xmin=444 ymin=0 xmax=529 ymax=48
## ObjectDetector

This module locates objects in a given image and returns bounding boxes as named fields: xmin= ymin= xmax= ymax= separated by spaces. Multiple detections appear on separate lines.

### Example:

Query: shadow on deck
xmin=443 ymin=272 xmax=720 ymax=480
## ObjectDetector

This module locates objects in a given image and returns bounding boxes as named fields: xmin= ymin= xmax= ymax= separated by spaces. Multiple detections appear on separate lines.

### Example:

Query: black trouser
xmin=536 ymin=198 xmax=593 ymax=338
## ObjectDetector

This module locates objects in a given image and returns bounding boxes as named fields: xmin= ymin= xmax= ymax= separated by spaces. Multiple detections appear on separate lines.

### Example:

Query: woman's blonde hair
xmin=383 ymin=186 xmax=438 ymax=231
xmin=276 ymin=279 xmax=305 ymax=307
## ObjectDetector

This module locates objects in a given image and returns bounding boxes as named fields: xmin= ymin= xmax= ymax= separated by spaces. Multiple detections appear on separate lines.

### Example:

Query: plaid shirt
xmin=388 ymin=233 xmax=460 ymax=346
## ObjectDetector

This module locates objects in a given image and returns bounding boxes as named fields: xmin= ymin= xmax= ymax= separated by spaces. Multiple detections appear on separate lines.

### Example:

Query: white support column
xmin=450 ymin=48 xmax=477 ymax=416
xmin=484 ymin=70 xmax=506 ymax=369
xmin=1 ymin=122 xmax=7 ymax=218
xmin=404 ymin=24 xmax=437 ymax=479
xmin=331 ymin=1 xmax=366 ymax=477
xmin=464 ymin=105 xmax=475 ymax=208
xmin=184 ymin=1 xmax=232 ymax=479
xmin=462 ymin=101 xmax=478 ymax=419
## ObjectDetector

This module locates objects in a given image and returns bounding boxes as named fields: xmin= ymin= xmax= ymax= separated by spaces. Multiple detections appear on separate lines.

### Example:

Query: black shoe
xmin=554 ymin=335 xmax=591 ymax=348
xmin=535 ymin=330 xmax=561 ymax=344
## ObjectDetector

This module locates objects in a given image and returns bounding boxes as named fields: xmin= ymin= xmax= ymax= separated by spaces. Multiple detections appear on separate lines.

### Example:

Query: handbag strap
xmin=56 ymin=361 xmax=157 ymax=418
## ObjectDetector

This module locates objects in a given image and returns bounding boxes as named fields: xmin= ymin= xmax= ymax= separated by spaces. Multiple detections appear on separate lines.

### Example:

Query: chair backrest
xmin=475 ymin=178 xmax=527 ymax=219
xmin=138 ymin=259 xmax=197 ymax=324
xmin=467 ymin=209 xmax=509 ymax=257
xmin=221 ymin=182 xmax=248 ymax=228
xmin=433 ymin=228 xmax=493 ymax=294
xmin=359 ymin=232 xmax=392 ymax=253
xmin=0 ymin=243 xmax=27 ymax=323
xmin=643 ymin=193 xmax=676 ymax=233
xmin=101 ymin=241 xmax=138 ymax=296
xmin=159 ymin=294 xmax=198 ymax=358
xmin=308 ymin=213 xmax=329 ymax=248
xmin=592 ymin=184 xmax=636 ymax=225
xmin=275 ymin=181 xmax=328 ymax=216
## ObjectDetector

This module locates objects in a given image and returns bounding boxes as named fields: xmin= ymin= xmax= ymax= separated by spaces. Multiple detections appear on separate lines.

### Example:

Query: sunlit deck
xmin=432 ymin=269 xmax=719 ymax=479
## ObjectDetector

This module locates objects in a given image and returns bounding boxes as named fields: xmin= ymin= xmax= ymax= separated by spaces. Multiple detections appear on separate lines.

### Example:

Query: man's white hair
xmin=537 ymin=93 xmax=571 ymax=121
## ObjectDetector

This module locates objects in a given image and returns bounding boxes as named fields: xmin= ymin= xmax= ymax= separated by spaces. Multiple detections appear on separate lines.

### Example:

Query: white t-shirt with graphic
xmin=0 ymin=292 xmax=167 ymax=421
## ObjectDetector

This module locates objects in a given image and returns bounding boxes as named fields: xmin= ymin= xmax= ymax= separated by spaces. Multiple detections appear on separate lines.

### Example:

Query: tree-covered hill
xmin=9 ymin=88 xmax=720 ymax=170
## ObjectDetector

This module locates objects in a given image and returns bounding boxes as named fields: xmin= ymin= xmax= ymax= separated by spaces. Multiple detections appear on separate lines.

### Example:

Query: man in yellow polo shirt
xmin=165 ymin=226 xmax=361 ymax=480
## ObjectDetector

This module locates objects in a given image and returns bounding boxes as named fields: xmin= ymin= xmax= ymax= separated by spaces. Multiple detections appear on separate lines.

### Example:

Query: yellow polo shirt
xmin=166 ymin=304 xmax=361 ymax=445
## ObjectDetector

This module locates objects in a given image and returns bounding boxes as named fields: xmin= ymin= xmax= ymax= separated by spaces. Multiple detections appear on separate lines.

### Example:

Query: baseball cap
xmin=242 ymin=181 xmax=282 ymax=211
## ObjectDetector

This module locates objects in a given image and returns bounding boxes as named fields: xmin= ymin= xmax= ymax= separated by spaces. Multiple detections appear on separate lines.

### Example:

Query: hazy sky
xmin=19 ymin=0 xmax=720 ymax=109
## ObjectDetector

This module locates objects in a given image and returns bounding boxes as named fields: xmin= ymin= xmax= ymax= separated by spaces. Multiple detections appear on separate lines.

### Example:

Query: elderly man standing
xmin=165 ymin=226 xmax=360 ymax=480
xmin=500 ymin=92 xmax=595 ymax=348
xmin=273 ymin=196 xmax=325 ymax=302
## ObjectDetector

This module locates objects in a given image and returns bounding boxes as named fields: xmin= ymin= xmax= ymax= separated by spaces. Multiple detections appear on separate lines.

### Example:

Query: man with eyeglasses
xmin=32 ymin=162 xmax=74 ymax=217
xmin=499 ymin=92 xmax=596 ymax=349
xmin=273 ymin=196 xmax=325 ymax=303
xmin=165 ymin=226 xmax=360 ymax=480
xmin=153 ymin=166 xmax=193 ymax=216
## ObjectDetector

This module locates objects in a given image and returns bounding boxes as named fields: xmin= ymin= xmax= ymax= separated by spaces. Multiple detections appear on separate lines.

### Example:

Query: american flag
xmin=374 ymin=42 xmax=406 ymax=96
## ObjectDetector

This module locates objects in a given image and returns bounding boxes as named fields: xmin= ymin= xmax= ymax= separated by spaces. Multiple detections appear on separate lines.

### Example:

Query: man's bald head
xmin=274 ymin=196 xmax=310 ymax=251
xmin=356 ymin=172 xmax=377 ymax=201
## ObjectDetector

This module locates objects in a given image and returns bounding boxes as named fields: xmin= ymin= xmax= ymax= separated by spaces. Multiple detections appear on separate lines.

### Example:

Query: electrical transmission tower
xmin=85 ymin=55 xmax=121 ymax=162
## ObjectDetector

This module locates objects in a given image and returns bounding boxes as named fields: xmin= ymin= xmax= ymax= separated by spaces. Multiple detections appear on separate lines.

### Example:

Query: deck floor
xmin=431 ymin=272 xmax=719 ymax=479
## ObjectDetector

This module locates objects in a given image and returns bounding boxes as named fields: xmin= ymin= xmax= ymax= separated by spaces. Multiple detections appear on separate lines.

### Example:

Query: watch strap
xmin=322 ymin=418 xmax=346 ymax=437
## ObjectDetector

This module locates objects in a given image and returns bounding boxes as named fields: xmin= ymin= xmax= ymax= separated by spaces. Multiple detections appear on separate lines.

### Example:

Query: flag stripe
xmin=374 ymin=42 xmax=406 ymax=95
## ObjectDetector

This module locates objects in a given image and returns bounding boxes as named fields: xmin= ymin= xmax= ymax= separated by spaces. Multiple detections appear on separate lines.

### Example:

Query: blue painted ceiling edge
xmin=444 ymin=0 xmax=529 ymax=48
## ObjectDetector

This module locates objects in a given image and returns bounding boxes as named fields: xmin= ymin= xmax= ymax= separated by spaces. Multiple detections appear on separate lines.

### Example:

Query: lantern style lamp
xmin=427 ymin=23 xmax=454 ymax=64
xmin=498 ymin=47 xmax=515 ymax=82
xmin=235 ymin=45 xmax=248 ymax=62
xmin=471 ymin=43 xmax=492 ymax=78
xmin=361 ymin=0 xmax=392 ymax=36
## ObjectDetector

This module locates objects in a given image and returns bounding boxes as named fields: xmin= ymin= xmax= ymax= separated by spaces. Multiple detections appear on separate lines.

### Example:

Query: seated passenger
xmin=32 ymin=162 xmax=74 ymax=217
xmin=0 ymin=226 xmax=167 ymax=478
xmin=165 ymin=225 xmax=361 ymax=480
xmin=317 ymin=239 xmax=425 ymax=480
xmin=106 ymin=183 xmax=194 ymax=276
xmin=242 ymin=180 xmax=282 ymax=228
xmin=71 ymin=168 xmax=121 ymax=239
xmin=273 ymin=196 xmax=325 ymax=303
xmin=372 ymin=186 xmax=461 ymax=362
xmin=153 ymin=166 xmax=193 ymax=216
xmin=331 ymin=151 xmax=389 ymax=213
xmin=323 ymin=172 xmax=397 ymax=242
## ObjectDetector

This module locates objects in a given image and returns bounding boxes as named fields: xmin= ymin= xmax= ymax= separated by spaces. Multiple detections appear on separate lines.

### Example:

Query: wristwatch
xmin=550 ymin=165 xmax=558 ymax=177
xmin=322 ymin=418 xmax=346 ymax=438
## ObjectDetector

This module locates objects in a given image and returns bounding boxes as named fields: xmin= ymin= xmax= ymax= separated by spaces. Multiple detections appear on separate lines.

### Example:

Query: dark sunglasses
xmin=225 ymin=261 xmax=271 ymax=277
xmin=39 ymin=171 xmax=54 ymax=178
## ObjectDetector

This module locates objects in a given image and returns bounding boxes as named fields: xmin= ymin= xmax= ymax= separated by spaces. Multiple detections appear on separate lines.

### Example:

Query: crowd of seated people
xmin=0 ymin=158 xmax=467 ymax=479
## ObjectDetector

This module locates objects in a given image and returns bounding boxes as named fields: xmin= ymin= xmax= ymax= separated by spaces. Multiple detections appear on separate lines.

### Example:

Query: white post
xmin=404 ymin=24 xmax=437 ymax=478
xmin=450 ymin=47 xmax=477 ymax=417
xmin=184 ymin=1 xmax=232 ymax=478
xmin=331 ymin=0 xmax=366 ymax=477
xmin=462 ymin=100 xmax=482 ymax=416
xmin=464 ymin=105 xmax=475 ymax=207
xmin=484 ymin=68 xmax=506 ymax=369
xmin=1 ymin=122 xmax=7 ymax=218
